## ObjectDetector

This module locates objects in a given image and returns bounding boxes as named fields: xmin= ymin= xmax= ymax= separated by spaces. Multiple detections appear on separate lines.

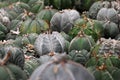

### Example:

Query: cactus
xmin=50 ymin=9 xmax=80 ymax=33
xmin=0 ymin=51 xmax=27 ymax=80
xmin=20 ymin=18 xmax=49 ymax=34
xmin=0 ymin=45 xmax=25 ymax=69
xmin=34 ymin=31 xmax=66 ymax=56
xmin=37 ymin=6 xmax=58 ymax=24
xmin=69 ymin=31 xmax=95 ymax=52
xmin=30 ymin=54 xmax=95 ymax=80
xmin=97 ymin=3 xmax=119 ymax=24
xmin=91 ymin=38 xmax=120 ymax=56
xmin=24 ymin=56 xmax=40 ymax=78
xmin=68 ymin=49 xmax=90 ymax=65
xmin=69 ymin=17 xmax=104 ymax=41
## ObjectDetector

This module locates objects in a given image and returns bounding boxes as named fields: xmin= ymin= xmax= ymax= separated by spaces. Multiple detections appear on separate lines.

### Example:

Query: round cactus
xmin=28 ymin=0 xmax=44 ymax=13
xmin=0 ymin=64 xmax=27 ymax=80
xmin=20 ymin=18 xmax=49 ymax=34
xmin=68 ymin=18 xmax=87 ymax=38
xmin=13 ymin=33 xmax=38 ymax=56
xmin=69 ymin=31 xmax=95 ymax=52
xmin=102 ymin=21 xmax=119 ymax=39
xmin=89 ymin=1 xmax=110 ymax=19
xmin=50 ymin=9 xmax=80 ymax=33
xmin=86 ymin=20 xmax=104 ymax=41
xmin=69 ymin=18 xmax=104 ymax=41
xmin=34 ymin=31 xmax=66 ymax=56
xmin=0 ymin=51 xmax=27 ymax=80
xmin=86 ymin=53 xmax=120 ymax=80
xmin=24 ymin=57 xmax=40 ymax=78
xmin=37 ymin=6 xmax=58 ymax=24
xmin=0 ymin=45 xmax=25 ymax=69
xmin=68 ymin=49 xmax=90 ymax=65
xmin=7 ymin=2 xmax=30 ymax=14
xmin=97 ymin=4 xmax=119 ymax=24
xmin=30 ymin=54 xmax=95 ymax=80
xmin=91 ymin=38 xmax=120 ymax=56
xmin=14 ymin=33 xmax=38 ymax=47
xmin=87 ymin=66 xmax=120 ymax=80
xmin=86 ymin=53 xmax=120 ymax=68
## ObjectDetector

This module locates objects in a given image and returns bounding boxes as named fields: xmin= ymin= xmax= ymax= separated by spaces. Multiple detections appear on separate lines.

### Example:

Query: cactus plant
xmin=86 ymin=53 xmax=120 ymax=68
xmin=69 ymin=31 xmax=95 ymax=52
xmin=14 ymin=33 xmax=38 ymax=47
xmin=69 ymin=18 xmax=104 ymax=41
xmin=97 ymin=3 xmax=119 ymax=24
xmin=37 ymin=6 xmax=58 ymax=24
xmin=87 ymin=66 xmax=120 ymax=80
xmin=0 ymin=45 xmax=25 ymax=69
xmin=12 ymin=33 xmax=38 ymax=56
xmin=86 ymin=53 xmax=120 ymax=80
xmin=30 ymin=54 xmax=95 ymax=80
xmin=34 ymin=31 xmax=66 ymax=56
xmin=89 ymin=1 xmax=110 ymax=19
xmin=68 ymin=49 xmax=90 ymax=65
xmin=102 ymin=21 xmax=119 ymax=39
xmin=91 ymin=38 xmax=120 ymax=56
xmin=50 ymin=9 xmax=80 ymax=33
xmin=0 ymin=51 xmax=27 ymax=80
xmin=20 ymin=18 xmax=49 ymax=34
xmin=24 ymin=56 xmax=40 ymax=78
xmin=7 ymin=2 xmax=30 ymax=14
xmin=79 ymin=0 xmax=100 ymax=12
xmin=28 ymin=0 xmax=44 ymax=13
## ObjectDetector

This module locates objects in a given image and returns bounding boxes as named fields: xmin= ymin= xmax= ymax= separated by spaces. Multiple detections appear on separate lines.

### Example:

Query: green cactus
xmin=68 ymin=50 xmax=90 ymax=65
